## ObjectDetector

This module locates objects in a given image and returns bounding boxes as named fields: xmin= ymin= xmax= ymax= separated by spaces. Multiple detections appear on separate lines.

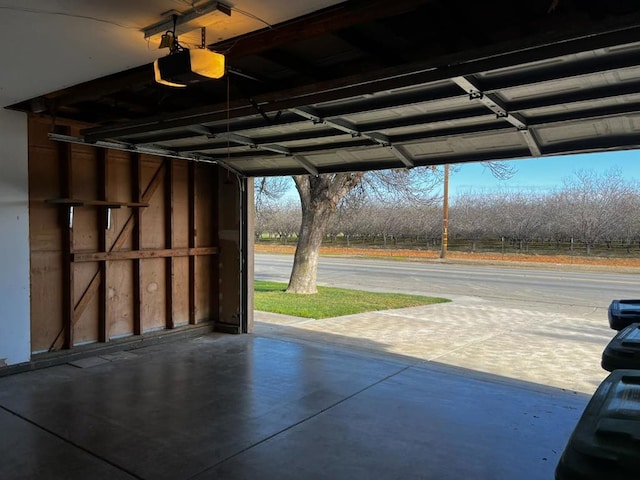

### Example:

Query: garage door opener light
xmin=153 ymin=15 xmax=225 ymax=88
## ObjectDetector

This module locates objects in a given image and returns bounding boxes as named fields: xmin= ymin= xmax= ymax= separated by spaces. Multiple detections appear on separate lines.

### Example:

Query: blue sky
xmin=278 ymin=150 xmax=640 ymax=201
xmin=449 ymin=150 xmax=640 ymax=197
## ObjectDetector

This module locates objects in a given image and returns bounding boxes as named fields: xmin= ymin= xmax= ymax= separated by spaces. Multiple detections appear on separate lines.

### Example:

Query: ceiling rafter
xmin=333 ymin=26 xmax=405 ymax=67
xmin=211 ymin=0 xmax=435 ymax=59
xmin=259 ymin=49 xmax=327 ymax=82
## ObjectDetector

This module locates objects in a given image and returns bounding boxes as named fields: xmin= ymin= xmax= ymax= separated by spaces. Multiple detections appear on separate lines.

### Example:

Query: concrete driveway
xmin=255 ymin=294 xmax=613 ymax=395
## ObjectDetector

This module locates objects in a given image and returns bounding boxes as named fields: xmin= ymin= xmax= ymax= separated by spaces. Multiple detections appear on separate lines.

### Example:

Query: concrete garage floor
xmin=0 ymin=303 xmax=595 ymax=480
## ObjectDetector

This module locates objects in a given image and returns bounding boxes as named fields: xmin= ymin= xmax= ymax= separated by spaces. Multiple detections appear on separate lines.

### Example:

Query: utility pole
xmin=440 ymin=164 xmax=449 ymax=259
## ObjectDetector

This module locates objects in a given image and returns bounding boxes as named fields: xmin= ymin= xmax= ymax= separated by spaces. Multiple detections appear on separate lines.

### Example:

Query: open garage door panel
xmin=28 ymin=116 xmax=249 ymax=354
xmin=79 ymin=40 xmax=640 ymax=178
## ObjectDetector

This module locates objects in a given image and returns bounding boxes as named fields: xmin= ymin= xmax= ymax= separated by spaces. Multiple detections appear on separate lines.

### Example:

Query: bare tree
xmin=620 ymin=191 xmax=640 ymax=252
xmin=286 ymin=173 xmax=365 ymax=293
xmin=256 ymin=160 xmax=512 ymax=294
xmin=330 ymin=193 xmax=370 ymax=247
xmin=254 ymin=177 xmax=291 ymax=211
xmin=450 ymin=193 xmax=493 ymax=252
xmin=557 ymin=169 xmax=635 ymax=254
xmin=492 ymin=191 xmax=546 ymax=252
xmin=270 ymin=200 xmax=301 ymax=243
xmin=415 ymin=206 xmax=443 ymax=248
xmin=286 ymin=168 xmax=442 ymax=293
xmin=255 ymin=203 xmax=276 ymax=240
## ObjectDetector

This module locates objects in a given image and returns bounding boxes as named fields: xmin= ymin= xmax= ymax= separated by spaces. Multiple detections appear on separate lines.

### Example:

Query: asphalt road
xmin=255 ymin=253 xmax=639 ymax=309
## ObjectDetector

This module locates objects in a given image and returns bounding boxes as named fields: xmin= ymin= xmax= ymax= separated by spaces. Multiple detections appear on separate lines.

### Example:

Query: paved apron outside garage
xmin=0 ymin=295 xmax=611 ymax=479
xmin=256 ymin=294 xmax=613 ymax=395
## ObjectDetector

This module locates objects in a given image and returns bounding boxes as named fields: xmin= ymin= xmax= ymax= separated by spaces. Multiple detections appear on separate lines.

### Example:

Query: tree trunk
xmin=287 ymin=205 xmax=331 ymax=293
xmin=286 ymin=173 xmax=364 ymax=294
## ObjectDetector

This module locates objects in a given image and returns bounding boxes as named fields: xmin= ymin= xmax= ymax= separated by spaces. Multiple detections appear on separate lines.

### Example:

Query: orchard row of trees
xmin=256 ymin=169 xmax=640 ymax=256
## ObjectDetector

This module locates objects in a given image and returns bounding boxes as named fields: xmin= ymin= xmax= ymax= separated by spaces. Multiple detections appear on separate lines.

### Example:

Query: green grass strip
xmin=255 ymin=280 xmax=450 ymax=319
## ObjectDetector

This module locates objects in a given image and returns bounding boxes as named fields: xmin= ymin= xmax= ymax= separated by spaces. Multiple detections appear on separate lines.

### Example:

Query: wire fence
xmin=256 ymin=235 xmax=640 ymax=259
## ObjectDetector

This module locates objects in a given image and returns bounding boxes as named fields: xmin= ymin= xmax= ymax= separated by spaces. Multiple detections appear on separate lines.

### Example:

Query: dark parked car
xmin=608 ymin=299 xmax=640 ymax=330
xmin=556 ymin=369 xmax=640 ymax=479
xmin=601 ymin=323 xmax=640 ymax=372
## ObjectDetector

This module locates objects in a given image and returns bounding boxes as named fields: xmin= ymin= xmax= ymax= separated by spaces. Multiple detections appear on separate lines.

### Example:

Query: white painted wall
xmin=0 ymin=109 xmax=30 ymax=366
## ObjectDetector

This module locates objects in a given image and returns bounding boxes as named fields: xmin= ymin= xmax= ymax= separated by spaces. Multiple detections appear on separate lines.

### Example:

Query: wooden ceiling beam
xmin=212 ymin=0 xmax=434 ymax=59
xmin=10 ymin=0 xmax=640 ymax=121
xmin=259 ymin=49 xmax=327 ymax=82
xmin=333 ymin=27 xmax=405 ymax=68
xmin=8 ymin=65 xmax=154 ymax=114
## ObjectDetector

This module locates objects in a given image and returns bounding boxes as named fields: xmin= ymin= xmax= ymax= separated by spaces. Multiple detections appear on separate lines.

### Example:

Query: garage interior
xmin=2 ymin=0 xmax=640 ymax=478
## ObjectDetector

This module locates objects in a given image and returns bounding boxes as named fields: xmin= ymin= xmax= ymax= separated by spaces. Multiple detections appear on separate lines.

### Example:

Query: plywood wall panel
xmin=194 ymin=256 xmax=212 ymax=323
xmin=141 ymin=158 xmax=166 ymax=250
xmin=29 ymin=251 xmax=63 ymax=353
xmin=29 ymin=120 xmax=55 ymax=144
xmin=141 ymin=258 xmax=166 ymax=332
xmin=107 ymin=152 xmax=133 ymax=203
xmin=106 ymin=152 xmax=134 ymax=251
xmin=194 ymin=165 xmax=215 ymax=247
xmin=66 ymin=147 xmax=101 ymax=343
xmin=28 ymin=143 xmax=61 ymax=252
xmin=29 ymin=203 xmax=61 ymax=252
xmin=107 ymin=261 xmax=134 ymax=339
xmin=70 ymin=148 xmax=98 ymax=196
xmin=28 ymin=116 xmax=227 ymax=355
xmin=172 ymin=257 xmax=190 ymax=327
xmin=173 ymin=161 xmax=189 ymax=249
xmin=73 ymin=208 xmax=99 ymax=252
xmin=72 ymin=263 xmax=101 ymax=345
xmin=106 ymin=208 xmax=134 ymax=252
xmin=29 ymin=120 xmax=64 ymax=352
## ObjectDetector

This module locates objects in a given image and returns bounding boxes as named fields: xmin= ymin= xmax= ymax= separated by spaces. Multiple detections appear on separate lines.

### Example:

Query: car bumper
xmin=608 ymin=300 xmax=640 ymax=330
xmin=602 ymin=323 xmax=640 ymax=372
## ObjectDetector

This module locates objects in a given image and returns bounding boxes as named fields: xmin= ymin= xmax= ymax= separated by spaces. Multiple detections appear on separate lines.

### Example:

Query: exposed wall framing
xmin=28 ymin=116 xmax=248 ymax=354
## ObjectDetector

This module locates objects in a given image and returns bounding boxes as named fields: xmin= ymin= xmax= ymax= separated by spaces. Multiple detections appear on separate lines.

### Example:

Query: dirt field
xmin=255 ymin=243 xmax=640 ymax=269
